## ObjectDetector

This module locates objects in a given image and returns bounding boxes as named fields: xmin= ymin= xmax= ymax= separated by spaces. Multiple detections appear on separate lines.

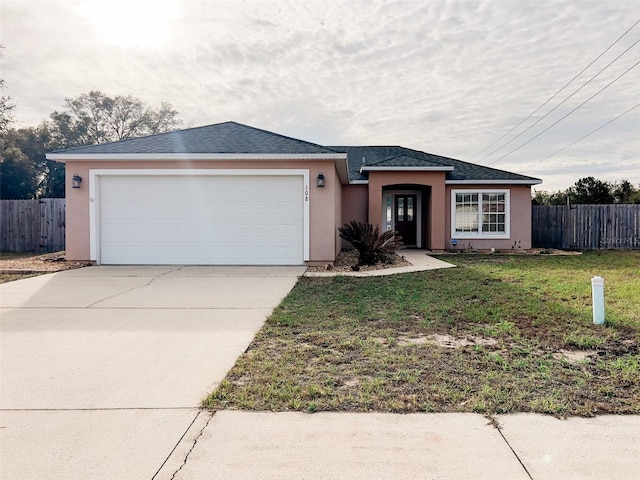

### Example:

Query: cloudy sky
xmin=2 ymin=0 xmax=638 ymax=190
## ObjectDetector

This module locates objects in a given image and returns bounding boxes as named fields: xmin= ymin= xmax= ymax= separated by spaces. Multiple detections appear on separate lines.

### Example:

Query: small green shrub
xmin=338 ymin=221 xmax=404 ymax=266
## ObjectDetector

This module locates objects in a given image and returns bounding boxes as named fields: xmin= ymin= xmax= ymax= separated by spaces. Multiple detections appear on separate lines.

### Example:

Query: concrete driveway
xmin=0 ymin=265 xmax=305 ymax=479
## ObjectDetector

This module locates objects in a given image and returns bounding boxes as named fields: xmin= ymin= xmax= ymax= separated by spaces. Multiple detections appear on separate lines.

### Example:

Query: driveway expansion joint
xmin=162 ymin=410 xmax=214 ymax=480
xmin=486 ymin=415 xmax=534 ymax=480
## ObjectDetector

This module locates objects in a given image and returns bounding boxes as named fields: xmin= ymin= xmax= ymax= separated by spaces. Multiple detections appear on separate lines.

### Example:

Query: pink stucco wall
xmin=367 ymin=171 xmax=448 ymax=250
xmin=341 ymin=185 xmax=368 ymax=249
xmin=63 ymin=159 xmax=343 ymax=263
xmin=333 ymin=169 xmax=343 ymax=258
xmin=342 ymin=185 xmax=368 ymax=224
xmin=64 ymin=158 xmax=535 ymax=262
xmin=444 ymin=184 xmax=533 ymax=250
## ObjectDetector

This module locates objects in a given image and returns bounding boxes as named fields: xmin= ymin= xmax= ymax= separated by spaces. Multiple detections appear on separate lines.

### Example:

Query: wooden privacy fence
xmin=532 ymin=204 xmax=640 ymax=250
xmin=0 ymin=199 xmax=66 ymax=253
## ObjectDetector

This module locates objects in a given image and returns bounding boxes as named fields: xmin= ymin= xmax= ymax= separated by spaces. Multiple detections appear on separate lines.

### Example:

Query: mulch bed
xmin=0 ymin=251 xmax=91 ymax=273
xmin=307 ymin=249 xmax=411 ymax=273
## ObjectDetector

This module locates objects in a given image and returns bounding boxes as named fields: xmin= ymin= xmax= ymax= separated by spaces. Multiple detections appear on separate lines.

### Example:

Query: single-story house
xmin=47 ymin=121 xmax=541 ymax=265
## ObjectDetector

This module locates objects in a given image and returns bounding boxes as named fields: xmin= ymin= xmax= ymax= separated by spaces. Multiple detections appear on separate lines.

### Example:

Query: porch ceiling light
xmin=317 ymin=173 xmax=325 ymax=188
xmin=72 ymin=174 xmax=83 ymax=189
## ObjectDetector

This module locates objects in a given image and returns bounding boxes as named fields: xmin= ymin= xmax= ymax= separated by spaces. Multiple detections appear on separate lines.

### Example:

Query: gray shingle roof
xmin=49 ymin=121 xmax=540 ymax=184
xmin=51 ymin=121 xmax=339 ymax=155
xmin=330 ymin=146 xmax=540 ymax=183
xmin=362 ymin=154 xmax=450 ymax=169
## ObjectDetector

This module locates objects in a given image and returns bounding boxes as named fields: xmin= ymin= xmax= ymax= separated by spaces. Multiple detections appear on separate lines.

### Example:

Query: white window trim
xmin=89 ymin=169 xmax=310 ymax=264
xmin=450 ymin=189 xmax=510 ymax=239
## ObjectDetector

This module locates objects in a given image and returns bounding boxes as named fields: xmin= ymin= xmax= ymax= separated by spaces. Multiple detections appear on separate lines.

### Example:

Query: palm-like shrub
xmin=338 ymin=220 xmax=404 ymax=266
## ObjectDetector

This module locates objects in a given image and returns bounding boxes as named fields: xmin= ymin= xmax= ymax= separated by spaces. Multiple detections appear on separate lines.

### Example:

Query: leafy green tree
xmin=612 ymin=180 xmax=638 ymax=204
xmin=533 ymin=177 xmax=639 ymax=205
xmin=532 ymin=190 xmax=568 ymax=205
xmin=0 ymin=144 xmax=37 ymax=198
xmin=568 ymin=177 xmax=614 ymax=204
xmin=5 ymin=124 xmax=64 ymax=198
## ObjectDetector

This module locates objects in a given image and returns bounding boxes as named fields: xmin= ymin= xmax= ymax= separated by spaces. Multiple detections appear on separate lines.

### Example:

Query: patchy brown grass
xmin=205 ymin=251 xmax=640 ymax=416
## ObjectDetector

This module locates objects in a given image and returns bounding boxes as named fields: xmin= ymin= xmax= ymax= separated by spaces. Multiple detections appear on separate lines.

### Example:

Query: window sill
xmin=453 ymin=234 xmax=509 ymax=240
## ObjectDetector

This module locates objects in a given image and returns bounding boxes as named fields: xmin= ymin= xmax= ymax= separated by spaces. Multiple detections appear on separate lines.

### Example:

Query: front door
xmin=395 ymin=194 xmax=417 ymax=245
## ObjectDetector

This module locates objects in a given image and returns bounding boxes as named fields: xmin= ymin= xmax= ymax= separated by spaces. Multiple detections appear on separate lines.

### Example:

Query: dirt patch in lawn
xmin=553 ymin=349 xmax=601 ymax=364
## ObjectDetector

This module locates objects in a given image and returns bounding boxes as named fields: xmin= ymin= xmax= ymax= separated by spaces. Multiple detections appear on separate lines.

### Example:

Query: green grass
xmin=204 ymin=251 xmax=640 ymax=416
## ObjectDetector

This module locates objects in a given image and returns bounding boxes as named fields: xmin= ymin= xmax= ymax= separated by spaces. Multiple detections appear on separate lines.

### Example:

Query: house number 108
xmin=305 ymin=185 xmax=309 ymax=202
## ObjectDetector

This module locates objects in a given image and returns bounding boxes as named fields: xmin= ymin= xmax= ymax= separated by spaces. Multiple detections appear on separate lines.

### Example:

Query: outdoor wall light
xmin=72 ymin=174 xmax=83 ymax=189
xmin=317 ymin=173 xmax=325 ymax=188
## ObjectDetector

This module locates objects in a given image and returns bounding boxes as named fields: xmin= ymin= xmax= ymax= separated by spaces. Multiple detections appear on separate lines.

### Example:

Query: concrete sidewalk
xmin=305 ymin=249 xmax=455 ymax=277
xmin=167 ymin=411 xmax=640 ymax=480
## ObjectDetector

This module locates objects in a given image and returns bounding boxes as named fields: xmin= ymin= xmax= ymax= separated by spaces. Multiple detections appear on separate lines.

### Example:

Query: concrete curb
xmin=304 ymin=250 xmax=456 ymax=277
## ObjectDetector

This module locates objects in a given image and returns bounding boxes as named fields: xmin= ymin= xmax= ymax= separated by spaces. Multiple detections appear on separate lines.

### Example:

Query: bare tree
xmin=0 ymin=45 xmax=15 ymax=135
xmin=2 ymin=90 xmax=182 ymax=198
xmin=0 ymin=79 xmax=15 ymax=135
xmin=49 ymin=90 xmax=181 ymax=147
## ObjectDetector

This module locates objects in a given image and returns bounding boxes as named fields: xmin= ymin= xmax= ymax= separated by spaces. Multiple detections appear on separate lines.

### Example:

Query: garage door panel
xmin=99 ymin=175 xmax=304 ymax=265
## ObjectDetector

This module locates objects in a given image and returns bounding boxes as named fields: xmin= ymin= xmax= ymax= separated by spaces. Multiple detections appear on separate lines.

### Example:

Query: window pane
xmin=457 ymin=206 xmax=479 ymax=232
xmin=397 ymin=197 xmax=404 ymax=221
xmin=385 ymin=196 xmax=392 ymax=230
xmin=455 ymin=193 xmax=479 ymax=233
xmin=477 ymin=193 xmax=506 ymax=235
xmin=407 ymin=197 xmax=414 ymax=221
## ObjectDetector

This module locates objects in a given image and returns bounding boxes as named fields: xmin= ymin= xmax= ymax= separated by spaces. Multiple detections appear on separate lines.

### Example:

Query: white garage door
xmin=98 ymin=174 xmax=304 ymax=265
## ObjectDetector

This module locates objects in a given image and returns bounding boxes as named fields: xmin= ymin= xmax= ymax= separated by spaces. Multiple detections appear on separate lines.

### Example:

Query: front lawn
xmin=205 ymin=251 xmax=640 ymax=416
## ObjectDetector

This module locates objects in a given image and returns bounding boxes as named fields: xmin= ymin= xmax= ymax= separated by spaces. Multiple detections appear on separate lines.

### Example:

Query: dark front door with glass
xmin=394 ymin=194 xmax=417 ymax=245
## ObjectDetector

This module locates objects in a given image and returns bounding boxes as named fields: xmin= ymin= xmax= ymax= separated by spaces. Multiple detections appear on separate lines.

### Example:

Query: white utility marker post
xmin=591 ymin=276 xmax=605 ymax=325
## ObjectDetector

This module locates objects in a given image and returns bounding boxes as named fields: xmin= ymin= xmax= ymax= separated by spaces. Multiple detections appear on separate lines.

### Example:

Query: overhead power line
xmin=467 ymin=17 xmax=640 ymax=162
xmin=485 ymin=59 xmax=640 ymax=166
xmin=478 ymin=36 xmax=640 ymax=164
xmin=519 ymin=102 xmax=640 ymax=173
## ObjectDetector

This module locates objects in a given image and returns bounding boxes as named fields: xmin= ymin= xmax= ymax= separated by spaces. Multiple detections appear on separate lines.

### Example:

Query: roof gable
xmin=360 ymin=154 xmax=454 ymax=172
xmin=330 ymin=145 xmax=540 ymax=184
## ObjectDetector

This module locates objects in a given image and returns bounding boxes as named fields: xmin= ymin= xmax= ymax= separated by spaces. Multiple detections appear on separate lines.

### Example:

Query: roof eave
xmin=46 ymin=152 xmax=352 ymax=184
xmin=46 ymin=152 xmax=346 ymax=163
xmin=359 ymin=166 xmax=455 ymax=173
xmin=445 ymin=179 xmax=542 ymax=185
xmin=334 ymin=157 xmax=351 ymax=184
